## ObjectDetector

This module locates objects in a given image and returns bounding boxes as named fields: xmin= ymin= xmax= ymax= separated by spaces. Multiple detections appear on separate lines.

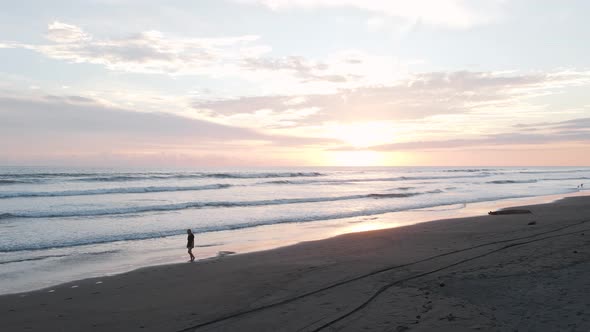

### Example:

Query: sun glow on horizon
xmin=325 ymin=150 xmax=388 ymax=166
xmin=329 ymin=122 xmax=395 ymax=148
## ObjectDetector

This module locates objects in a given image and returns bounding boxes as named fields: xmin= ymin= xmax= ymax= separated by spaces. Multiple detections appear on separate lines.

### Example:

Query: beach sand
xmin=1 ymin=195 xmax=589 ymax=331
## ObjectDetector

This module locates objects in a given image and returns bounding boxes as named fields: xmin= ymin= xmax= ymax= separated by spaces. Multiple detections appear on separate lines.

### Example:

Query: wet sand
xmin=1 ymin=195 xmax=589 ymax=331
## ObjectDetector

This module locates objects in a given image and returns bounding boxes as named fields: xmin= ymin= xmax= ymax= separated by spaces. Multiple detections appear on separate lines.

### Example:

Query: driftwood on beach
xmin=488 ymin=209 xmax=532 ymax=215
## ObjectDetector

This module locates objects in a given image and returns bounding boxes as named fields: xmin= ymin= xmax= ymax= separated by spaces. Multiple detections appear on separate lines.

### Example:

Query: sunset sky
xmin=1 ymin=0 xmax=589 ymax=166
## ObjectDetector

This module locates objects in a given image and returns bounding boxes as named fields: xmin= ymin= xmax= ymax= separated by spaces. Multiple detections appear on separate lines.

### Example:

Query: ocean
xmin=0 ymin=166 xmax=588 ymax=294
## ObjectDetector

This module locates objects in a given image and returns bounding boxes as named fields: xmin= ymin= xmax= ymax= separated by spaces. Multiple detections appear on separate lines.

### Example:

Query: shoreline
xmin=2 ymin=193 xmax=590 ymax=331
xmin=1 ymin=190 xmax=588 ymax=295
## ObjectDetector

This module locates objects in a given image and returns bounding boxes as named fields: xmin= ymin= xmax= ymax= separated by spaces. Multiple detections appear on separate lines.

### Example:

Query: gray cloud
xmin=33 ymin=30 xmax=237 ymax=74
xmin=44 ymin=95 xmax=96 ymax=103
xmin=513 ymin=117 xmax=590 ymax=132
xmin=0 ymin=22 xmax=261 ymax=75
xmin=364 ymin=130 xmax=590 ymax=151
xmin=554 ymin=118 xmax=590 ymax=130
xmin=0 ymin=96 xmax=334 ymax=151
xmin=1 ymin=22 xmax=351 ymax=84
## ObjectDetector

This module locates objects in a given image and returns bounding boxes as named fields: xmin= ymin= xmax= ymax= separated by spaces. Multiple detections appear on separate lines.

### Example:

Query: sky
xmin=1 ymin=0 xmax=589 ymax=167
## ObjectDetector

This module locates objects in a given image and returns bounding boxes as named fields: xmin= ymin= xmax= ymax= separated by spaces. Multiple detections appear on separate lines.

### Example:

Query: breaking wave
xmin=0 ymin=184 xmax=232 ymax=199
xmin=0 ymin=190 xmax=441 ymax=219
xmin=72 ymin=172 xmax=326 ymax=182
xmin=0 ymin=179 xmax=41 ymax=185
xmin=520 ymin=169 xmax=590 ymax=174
xmin=442 ymin=168 xmax=498 ymax=173
xmin=487 ymin=180 xmax=538 ymax=184
xmin=259 ymin=174 xmax=490 ymax=186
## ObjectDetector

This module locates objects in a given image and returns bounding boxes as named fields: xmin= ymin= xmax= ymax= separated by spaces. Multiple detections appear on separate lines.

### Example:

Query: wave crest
xmin=487 ymin=180 xmax=538 ymax=184
xmin=0 ymin=184 xmax=232 ymax=199
xmin=0 ymin=190 xmax=442 ymax=219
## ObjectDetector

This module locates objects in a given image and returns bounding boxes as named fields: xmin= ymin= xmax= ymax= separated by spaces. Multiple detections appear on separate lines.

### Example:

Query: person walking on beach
xmin=187 ymin=229 xmax=195 ymax=262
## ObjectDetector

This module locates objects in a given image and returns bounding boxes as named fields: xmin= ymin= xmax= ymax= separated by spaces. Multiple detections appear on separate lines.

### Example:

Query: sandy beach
xmin=1 ymin=195 xmax=589 ymax=331
xmin=4 ymin=0 xmax=590 ymax=330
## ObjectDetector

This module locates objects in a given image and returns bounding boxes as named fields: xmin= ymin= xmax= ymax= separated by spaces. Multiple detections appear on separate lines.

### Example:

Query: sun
xmin=328 ymin=122 xmax=394 ymax=148
xmin=316 ymin=121 xmax=395 ymax=166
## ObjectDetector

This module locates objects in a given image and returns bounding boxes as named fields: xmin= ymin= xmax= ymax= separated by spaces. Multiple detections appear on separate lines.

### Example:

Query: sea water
xmin=0 ymin=166 xmax=588 ymax=293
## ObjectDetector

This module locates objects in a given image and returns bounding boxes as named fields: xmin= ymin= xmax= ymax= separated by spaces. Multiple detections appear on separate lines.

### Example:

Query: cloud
xmin=1 ymin=23 xmax=425 ymax=95
xmin=45 ymin=21 xmax=91 ymax=43
xmin=191 ymin=70 xmax=590 ymax=129
xmin=0 ymin=96 xmax=256 ymax=139
xmin=0 ymin=21 xmax=369 ymax=88
xmin=36 ymin=26 xmax=259 ymax=75
xmin=515 ymin=116 xmax=590 ymax=131
xmin=43 ymin=95 xmax=96 ymax=103
xmin=368 ymin=131 xmax=590 ymax=151
xmin=553 ymin=118 xmax=590 ymax=131
xmin=2 ymin=21 xmax=271 ymax=76
xmin=316 ymin=115 xmax=590 ymax=152
xmin=197 ymin=106 xmax=322 ymax=129
xmin=0 ymin=95 xmax=335 ymax=161
xmin=241 ymin=56 xmax=349 ymax=82
xmin=237 ymin=0 xmax=498 ymax=28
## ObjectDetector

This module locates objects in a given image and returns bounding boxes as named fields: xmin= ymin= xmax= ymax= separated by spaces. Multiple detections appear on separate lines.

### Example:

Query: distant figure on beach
xmin=187 ymin=229 xmax=195 ymax=262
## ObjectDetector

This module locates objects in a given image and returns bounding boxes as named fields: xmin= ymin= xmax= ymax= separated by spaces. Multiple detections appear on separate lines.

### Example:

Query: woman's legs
xmin=188 ymin=248 xmax=195 ymax=262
